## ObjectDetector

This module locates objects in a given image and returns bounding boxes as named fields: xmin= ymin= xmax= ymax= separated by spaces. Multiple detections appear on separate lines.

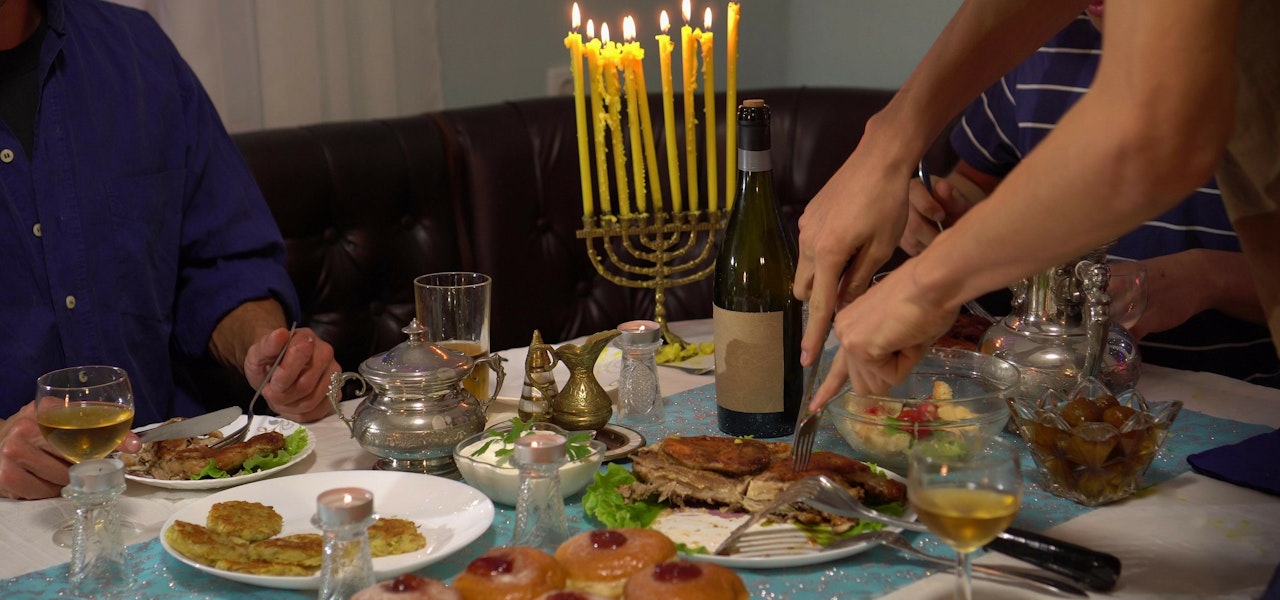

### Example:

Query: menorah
xmin=565 ymin=3 xmax=740 ymax=345
xmin=576 ymin=211 xmax=726 ymax=344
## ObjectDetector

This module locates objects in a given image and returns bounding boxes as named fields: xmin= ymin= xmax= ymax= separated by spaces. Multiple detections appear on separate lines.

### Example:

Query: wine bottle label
xmin=713 ymin=305 xmax=785 ymax=413
xmin=738 ymin=148 xmax=771 ymax=172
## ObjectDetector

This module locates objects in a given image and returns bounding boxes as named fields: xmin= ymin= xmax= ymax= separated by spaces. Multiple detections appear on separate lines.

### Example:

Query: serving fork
xmin=212 ymin=322 xmax=297 ymax=449
xmin=791 ymin=304 xmax=828 ymax=472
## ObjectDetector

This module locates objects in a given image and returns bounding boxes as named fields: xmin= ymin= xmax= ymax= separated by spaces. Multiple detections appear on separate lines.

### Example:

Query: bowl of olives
xmin=1008 ymin=377 xmax=1182 ymax=506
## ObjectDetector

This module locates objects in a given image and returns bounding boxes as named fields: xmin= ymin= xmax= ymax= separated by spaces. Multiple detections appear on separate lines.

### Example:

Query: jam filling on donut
xmin=467 ymin=554 xmax=514 ymax=577
xmin=652 ymin=561 xmax=702 ymax=582
xmin=389 ymin=574 xmax=425 ymax=592
xmin=590 ymin=530 xmax=628 ymax=550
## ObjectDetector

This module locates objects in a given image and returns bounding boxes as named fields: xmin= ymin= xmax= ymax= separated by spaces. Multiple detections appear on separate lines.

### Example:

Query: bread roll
xmin=453 ymin=546 xmax=566 ymax=600
xmin=554 ymin=529 xmax=677 ymax=598
xmin=622 ymin=560 xmax=748 ymax=600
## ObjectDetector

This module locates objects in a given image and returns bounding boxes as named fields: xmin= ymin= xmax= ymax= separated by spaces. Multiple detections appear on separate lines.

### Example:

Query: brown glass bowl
xmin=1008 ymin=378 xmax=1182 ymax=506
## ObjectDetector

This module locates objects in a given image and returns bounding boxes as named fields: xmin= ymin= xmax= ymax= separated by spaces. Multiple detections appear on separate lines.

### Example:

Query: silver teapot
xmin=328 ymin=319 xmax=505 ymax=478
xmin=980 ymin=244 xmax=1141 ymax=401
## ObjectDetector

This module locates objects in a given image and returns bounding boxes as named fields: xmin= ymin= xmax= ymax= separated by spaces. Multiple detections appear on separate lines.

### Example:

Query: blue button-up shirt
xmin=0 ymin=0 xmax=299 ymax=423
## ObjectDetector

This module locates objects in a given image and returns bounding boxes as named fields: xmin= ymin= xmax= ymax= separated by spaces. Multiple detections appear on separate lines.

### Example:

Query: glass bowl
xmin=1008 ymin=378 xmax=1181 ymax=506
xmin=828 ymin=347 xmax=1021 ymax=473
xmin=453 ymin=420 xmax=606 ymax=506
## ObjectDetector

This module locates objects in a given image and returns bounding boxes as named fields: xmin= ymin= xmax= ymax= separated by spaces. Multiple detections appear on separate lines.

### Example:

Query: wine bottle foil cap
xmin=316 ymin=487 xmax=375 ymax=526
xmin=68 ymin=458 xmax=125 ymax=492
xmin=514 ymin=432 xmax=567 ymax=464
xmin=618 ymin=320 xmax=662 ymax=345
xmin=737 ymin=99 xmax=770 ymax=122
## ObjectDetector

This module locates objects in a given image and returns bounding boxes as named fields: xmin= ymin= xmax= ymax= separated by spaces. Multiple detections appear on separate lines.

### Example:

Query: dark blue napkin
xmin=1186 ymin=427 xmax=1280 ymax=496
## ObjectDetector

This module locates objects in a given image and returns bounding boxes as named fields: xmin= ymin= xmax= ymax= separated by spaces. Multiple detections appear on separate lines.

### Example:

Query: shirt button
xmin=0 ymin=149 xmax=12 ymax=163
xmin=65 ymin=295 xmax=76 ymax=309
xmin=33 ymin=223 xmax=41 ymax=237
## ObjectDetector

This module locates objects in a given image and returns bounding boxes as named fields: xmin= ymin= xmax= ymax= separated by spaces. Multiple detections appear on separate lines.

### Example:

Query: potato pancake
xmin=165 ymin=520 xmax=250 ymax=566
xmin=207 ymin=500 xmax=283 ymax=542
xmin=368 ymin=517 xmax=426 ymax=557
xmin=251 ymin=533 xmax=323 ymax=567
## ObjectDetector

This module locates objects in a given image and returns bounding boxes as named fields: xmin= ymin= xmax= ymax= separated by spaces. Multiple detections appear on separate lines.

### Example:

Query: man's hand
xmin=795 ymin=148 xmax=912 ymax=368
xmin=809 ymin=259 xmax=958 ymax=411
xmin=900 ymin=176 xmax=980 ymax=256
xmin=244 ymin=327 xmax=340 ymax=423
xmin=1126 ymin=250 xmax=1264 ymax=340
xmin=0 ymin=404 xmax=74 ymax=500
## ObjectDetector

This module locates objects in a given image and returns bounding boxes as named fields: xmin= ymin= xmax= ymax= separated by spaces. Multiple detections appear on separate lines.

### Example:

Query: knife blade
xmin=137 ymin=406 xmax=242 ymax=444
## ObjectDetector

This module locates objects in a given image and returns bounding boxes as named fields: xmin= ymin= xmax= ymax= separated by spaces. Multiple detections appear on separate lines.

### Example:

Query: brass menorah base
xmin=576 ymin=211 xmax=727 ymax=344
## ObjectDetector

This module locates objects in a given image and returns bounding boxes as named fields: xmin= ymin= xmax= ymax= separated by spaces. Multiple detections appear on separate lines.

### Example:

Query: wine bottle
xmin=712 ymin=99 xmax=802 ymax=438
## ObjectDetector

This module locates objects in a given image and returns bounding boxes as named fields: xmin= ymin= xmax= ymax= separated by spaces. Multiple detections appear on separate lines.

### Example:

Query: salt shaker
xmin=616 ymin=319 xmax=663 ymax=425
xmin=519 ymin=330 xmax=559 ymax=422
xmin=313 ymin=487 xmax=376 ymax=600
xmin=510 ymin=432 xmax=568 ymax=553
xmin=63 ymin=458 xmax=130 ymax=595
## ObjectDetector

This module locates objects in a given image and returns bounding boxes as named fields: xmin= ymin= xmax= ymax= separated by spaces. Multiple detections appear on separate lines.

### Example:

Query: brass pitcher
xmin=550 ymin=329 xmax=621 ymax=431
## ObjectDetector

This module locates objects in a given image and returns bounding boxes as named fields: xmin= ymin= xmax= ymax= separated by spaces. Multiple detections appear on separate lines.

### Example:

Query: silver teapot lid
xmin=358 ymin=319 xmax=473 ymax=389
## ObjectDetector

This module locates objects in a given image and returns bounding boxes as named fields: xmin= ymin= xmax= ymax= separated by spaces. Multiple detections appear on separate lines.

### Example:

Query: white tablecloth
xmin=3 ymin=319 xmax=1278 ymax=599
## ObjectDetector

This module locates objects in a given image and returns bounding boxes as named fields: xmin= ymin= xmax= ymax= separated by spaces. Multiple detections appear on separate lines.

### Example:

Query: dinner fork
xmin=713 ymin=477 xmax=822 ymax=556
xmin=790 ymin=359 xmax=823 ymax=472
xmin=916 ymin=160 xmax=997 ymax=324
xmin=212 ymin=323 xmax=297 ymax=449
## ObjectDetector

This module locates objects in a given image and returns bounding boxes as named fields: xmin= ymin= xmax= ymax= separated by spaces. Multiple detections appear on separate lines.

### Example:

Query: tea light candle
xmin=584 ymin=25 xmax=612 ymax=215
xmin=565 ymin=4 xmax=593 ymax=217
xmin=680 ymin=0 xmax=698 ymax=213
xmin=621 ymin=18 xmax=647 ymax=213
xmin=656 ymin=12 xmax=682 ymax=214
xmin=724 ymin=2 xmax=739 ymax=209
xmin=699 ymin=7 xmax=717 ymax=213
xmin=315 ymin=487 xmax=374 ymax=527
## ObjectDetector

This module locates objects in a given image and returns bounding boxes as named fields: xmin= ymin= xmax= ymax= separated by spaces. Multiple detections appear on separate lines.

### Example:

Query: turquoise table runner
xmin=4 ymin=382 xmax=1271 ymax=599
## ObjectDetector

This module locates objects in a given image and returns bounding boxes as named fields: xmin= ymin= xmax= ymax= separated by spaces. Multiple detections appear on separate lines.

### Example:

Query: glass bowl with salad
xmin=827 ymin=347 xmax=1021 ymax=473
xmin=453 ymin=418 xmax=606 ymax=506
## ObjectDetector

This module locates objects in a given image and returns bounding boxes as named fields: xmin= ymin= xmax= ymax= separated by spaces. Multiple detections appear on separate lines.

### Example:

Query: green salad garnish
xmin=190 ymin=427 xmax=309 ymax=480
xmin=470 ymin=417 xmax=595 ymax=462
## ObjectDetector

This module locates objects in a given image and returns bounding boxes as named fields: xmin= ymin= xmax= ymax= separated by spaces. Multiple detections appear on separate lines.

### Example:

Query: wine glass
xmin=908 ymin=436 xmax=1022 ymax=600
xmin=35 ymin=366 xmax=135 ymax=547
xmin=1106 ymin=259 xmax=1148 ymax=331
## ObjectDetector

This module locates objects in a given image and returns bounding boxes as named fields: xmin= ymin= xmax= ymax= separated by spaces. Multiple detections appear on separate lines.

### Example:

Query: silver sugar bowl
xmin=328 ymin=319 xmax=506 ymax=478
xmin=980 ymin=244 xmax=1141 ymax=402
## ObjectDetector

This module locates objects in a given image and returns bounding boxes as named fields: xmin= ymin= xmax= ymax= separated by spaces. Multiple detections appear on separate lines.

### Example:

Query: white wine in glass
xmin=35 ymin=366 xmax=135 ymax=547
xmin=909 ymin=436 xmax=1022 ymax=600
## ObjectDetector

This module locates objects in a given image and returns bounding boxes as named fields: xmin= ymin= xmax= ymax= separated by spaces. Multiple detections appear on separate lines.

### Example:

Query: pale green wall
xmin=435 ymin=1 xmax=962 ymax=109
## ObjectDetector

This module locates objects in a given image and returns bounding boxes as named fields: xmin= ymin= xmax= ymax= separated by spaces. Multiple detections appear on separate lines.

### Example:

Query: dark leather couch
xmin=231 ymin=87 xmax=915 ymax=376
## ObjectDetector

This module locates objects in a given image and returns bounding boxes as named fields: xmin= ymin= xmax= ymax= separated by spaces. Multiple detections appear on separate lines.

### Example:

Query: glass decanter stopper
xmin=313 ymin=487 xmax=376 ymax=600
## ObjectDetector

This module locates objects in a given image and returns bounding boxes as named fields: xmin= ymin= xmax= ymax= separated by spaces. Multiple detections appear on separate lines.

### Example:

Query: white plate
xmin=123 ymin=415 xmax=315 ymax=490
xmin=161 ymin=470 xmax=494 ymax=589
xmin=650 ymin=470 xmax=914 ymax=569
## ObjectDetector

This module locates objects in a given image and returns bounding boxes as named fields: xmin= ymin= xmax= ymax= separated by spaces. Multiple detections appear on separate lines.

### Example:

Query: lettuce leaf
xmin=188 ymin=427 xmax=310 ymax=480
xmin=582 ymin=464 xmax=666 ymax=529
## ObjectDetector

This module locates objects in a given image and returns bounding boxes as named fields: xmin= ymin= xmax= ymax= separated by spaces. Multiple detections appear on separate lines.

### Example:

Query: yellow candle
xmin=632 ymin=32 xmax=663 ymax=214
xmin=656 ymin=13 xmax=682 ymax=214
xmin=699 ymin=8 xmax=717 ymax=213
xmin=725 ymin=2 xmax=739 ymax=210
xmin=585 ymin=26 xmax=612 ymax=215
xmin=565 ymin=4 xmax=593 ymax=217
xmin=680 ymin=0 xmax=699 ymax=213
xmin=601 ymin=26 xmax=630 ymax=217
xmin=622 ymin=18 xmax=647 ymax=213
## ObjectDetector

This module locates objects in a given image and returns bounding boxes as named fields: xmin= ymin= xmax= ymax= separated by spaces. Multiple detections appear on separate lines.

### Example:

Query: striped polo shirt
xmin=950 ymin=15 xmax=1279 ymax=387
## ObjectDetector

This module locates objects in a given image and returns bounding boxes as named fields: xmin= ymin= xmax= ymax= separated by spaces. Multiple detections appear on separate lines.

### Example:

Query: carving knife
xmin=136 ymin=406 xmax=242 ymax=444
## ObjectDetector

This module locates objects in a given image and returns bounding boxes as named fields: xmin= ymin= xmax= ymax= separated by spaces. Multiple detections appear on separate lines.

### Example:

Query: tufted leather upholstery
xmin=223 ymin=87 xmax=921 ymax=393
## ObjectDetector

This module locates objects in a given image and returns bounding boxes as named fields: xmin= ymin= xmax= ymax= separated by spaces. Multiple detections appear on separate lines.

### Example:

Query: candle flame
xmin=587 ymin=19 xmax=595 ymax=39
xmin=601 ymin=22 xmax=610 ymax=44
xmin=572 ymin=3 xmax=581 ymax=30
xmin=342 ymin=493 xmax=354 ymax=505
xmin=660 ymin=10 xmax=670 ymax=33
xmin=623 ymin=16 xmax=636 ymax=41
xmin=682 ymin=0 xmax=691 ymax=23
xmin=704 ymin=7 xmax=712 ymax=29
